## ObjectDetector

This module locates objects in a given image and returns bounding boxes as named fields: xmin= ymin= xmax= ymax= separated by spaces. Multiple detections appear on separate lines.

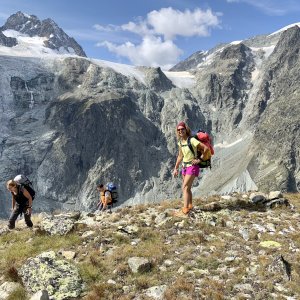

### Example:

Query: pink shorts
xmin=181 ymin=165 xmax=200 ymax=176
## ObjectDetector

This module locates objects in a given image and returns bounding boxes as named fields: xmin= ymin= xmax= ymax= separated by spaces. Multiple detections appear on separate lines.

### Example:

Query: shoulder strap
xmin=187 ymin=137 xmax=196 ymax=157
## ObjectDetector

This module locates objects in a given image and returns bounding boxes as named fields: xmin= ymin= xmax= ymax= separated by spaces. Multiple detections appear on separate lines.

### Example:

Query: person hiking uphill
xmin=173 ymin=121 xmax=210 ymax=217
xmin=97 ymin=184 xmax=113 ymax=213
xmin=6 ymin=180 xmax=33 ymax=229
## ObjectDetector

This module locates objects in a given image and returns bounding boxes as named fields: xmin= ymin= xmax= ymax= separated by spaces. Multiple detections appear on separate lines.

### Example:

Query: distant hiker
xmin=97 ymin=183 xmax=113 ymax=213
xmin=173 ymin=121 xmax=210 ymax=217
xmin=96 ymin=184 xmax=104 ymax=212
xmin=6 ymin=179 xmax=33 ymax=229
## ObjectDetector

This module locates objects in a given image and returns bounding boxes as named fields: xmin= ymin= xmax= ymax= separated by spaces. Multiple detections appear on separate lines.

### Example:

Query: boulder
xmin=18 ymin=251 xmax=83 ymax=300
xmin=0 ymin=282 xmax=22 ymax=300
xmin=128 ymin=257 xmax=151 ymax=273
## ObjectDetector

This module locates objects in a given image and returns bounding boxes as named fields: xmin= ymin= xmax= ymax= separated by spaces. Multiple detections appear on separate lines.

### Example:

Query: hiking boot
xmin=173 ymin=207 xmax=189 ymax=218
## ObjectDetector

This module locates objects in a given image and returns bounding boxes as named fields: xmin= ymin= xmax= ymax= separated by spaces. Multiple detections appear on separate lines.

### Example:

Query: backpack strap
xmin=187 ymin=137 xmax=196 ymax=158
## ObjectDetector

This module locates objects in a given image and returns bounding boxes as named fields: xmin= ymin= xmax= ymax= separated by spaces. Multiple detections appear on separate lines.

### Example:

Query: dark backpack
xmin=14 ymin=174 xmax=36 ymax=200
xmin=187 ymin=130 xmax=214 ymax=169
xmin=107 ymin=182 xmax=118 ymax=203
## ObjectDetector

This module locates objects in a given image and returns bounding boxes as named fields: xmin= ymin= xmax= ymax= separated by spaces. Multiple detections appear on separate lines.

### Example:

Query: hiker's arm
xmin=197 ymin=142 xmax=210 ymax=161
xmin=12 ymin=196 xmax=15 ymax=210
xmin=173 ymin=148 xmax=183 ymax=177
xmin=23 ymin=188 xmax=33 ymax=214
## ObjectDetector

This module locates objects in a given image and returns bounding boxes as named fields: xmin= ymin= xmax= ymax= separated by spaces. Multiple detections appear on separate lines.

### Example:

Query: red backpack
xmin=187 ymin=130 xmax=214 ymax=169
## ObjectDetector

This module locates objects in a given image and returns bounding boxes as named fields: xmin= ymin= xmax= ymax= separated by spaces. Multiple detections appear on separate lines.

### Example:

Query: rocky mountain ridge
xmin=0 ymin=12 xmax=299 ymax=217
xmin=0 ymin=11 xmax=86 ymax=56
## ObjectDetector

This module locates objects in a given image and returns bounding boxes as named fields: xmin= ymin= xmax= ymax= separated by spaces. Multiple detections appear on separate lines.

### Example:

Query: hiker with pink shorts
xmin=173 ymin=121 xmax=210 ymax=217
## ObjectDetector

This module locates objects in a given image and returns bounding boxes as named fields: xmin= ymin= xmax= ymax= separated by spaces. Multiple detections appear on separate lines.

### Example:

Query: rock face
xmin=0 ymin=14 xmax=299 ymax=216
xmin=0 ymin=31 xmax=17 ymax=47
xmin=0 ymin=11 xmax=86 ymax=56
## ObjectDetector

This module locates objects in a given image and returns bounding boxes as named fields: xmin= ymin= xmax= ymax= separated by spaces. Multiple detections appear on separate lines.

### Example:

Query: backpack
xmin=187 ymin=130 xmax=214 ymax=169
xmin=14 ymin=174 xmax=36 ymax=200
xmin=106 ymin=182 xmax=118 ymax=203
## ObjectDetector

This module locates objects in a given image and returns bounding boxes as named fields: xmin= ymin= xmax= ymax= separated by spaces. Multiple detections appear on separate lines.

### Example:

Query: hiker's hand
xmin=173 ymin=168 xmax=179 ymax=177
xmin=192 ymin=158 xmax=201 ymax=165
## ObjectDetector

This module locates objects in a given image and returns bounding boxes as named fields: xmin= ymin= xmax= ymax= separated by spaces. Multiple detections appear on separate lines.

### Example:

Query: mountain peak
xmin=0 ymin=11 xmax=86 ymax=57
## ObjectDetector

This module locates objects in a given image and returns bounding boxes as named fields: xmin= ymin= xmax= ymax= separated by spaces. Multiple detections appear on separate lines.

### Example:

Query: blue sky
xmin=1 ymin=0 xmax=300 ymax=69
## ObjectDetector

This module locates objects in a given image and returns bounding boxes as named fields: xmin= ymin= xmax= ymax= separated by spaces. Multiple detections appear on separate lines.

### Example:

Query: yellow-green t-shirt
xmin=178 ymin=137 xmax=200 ymax=166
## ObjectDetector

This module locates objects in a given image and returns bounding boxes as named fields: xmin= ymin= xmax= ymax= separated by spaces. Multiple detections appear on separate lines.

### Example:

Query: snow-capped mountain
xmin=0 ymin=11 xmax=86 ymax=57
xmin=0 ymin=12 xmax=299 ymax=217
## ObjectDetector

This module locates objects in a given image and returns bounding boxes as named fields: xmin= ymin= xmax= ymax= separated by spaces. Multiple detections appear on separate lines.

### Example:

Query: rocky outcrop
xmin=0 ymin=31 xmax=17 ymax=47
xmin=169 ymin=50 xmax=207 ymax=71
xmin=0 ymin=11 xmax=86 ymax=56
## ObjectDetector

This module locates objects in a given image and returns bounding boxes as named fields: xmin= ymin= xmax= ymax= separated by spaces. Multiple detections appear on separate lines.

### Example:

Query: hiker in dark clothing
xmin=6 ymin=180 xmax=33 ymax=229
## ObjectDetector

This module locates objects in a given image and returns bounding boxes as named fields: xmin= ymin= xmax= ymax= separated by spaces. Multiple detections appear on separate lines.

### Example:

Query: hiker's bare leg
xmin=182 ymin=174 xmax=196 ymax=210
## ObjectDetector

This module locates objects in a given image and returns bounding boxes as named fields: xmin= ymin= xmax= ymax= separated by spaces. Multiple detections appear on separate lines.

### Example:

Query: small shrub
xmin=164 ymin=277 xmax=195 ymax=300
xmin=4 ymin=265 xmax=22 ymax=282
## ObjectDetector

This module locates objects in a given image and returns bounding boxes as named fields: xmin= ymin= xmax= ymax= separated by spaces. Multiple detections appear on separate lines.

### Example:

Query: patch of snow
xmin=251 ymin=45 xmax=275 ymax=60
xmin=230 ymin=40 xmax=242 ymax=45
xmin=24 ymin=13 xmax=31 ymax=18
xmin=197 ymin=47 xmax=224 ymax=68
xmin=214 ymin=138 xmax=244 ymax=149
xmin=209 ymin=105 xmax=217 ymax=112
xmin=163 ymin=71 xmax=195 ymax=88
xmin=269 ymin=22 xmax=300 ymax=36
xmin=91 ymin=59 xmax=146 ymax=83
xmin=0 ymin=30 xmax=78 ymax=58
xmin=67 ymin=47 xmax=75 ymax=54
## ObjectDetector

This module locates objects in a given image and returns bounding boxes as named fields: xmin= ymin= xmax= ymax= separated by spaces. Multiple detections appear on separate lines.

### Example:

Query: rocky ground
xmin=0 ymin=192 xmax=300 ymax=300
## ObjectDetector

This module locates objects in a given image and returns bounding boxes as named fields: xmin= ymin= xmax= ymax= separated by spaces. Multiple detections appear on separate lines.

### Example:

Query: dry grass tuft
xmin=4 ymin=265 xmax=22 ymax=283
xmin=164 ymin=277 xmax=196 ymax=300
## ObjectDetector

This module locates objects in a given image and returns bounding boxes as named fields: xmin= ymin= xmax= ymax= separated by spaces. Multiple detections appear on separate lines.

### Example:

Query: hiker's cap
xmin=177 ymin=121 xmax=186 ymax=130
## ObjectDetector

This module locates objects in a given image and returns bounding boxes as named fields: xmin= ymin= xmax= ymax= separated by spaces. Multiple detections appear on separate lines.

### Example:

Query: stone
xmin=81 ymin=230 xmax=95 ymax=239
xmin=259 ymin=241 xmax=282 ymax=248
xmin=39 ymin=216 xmax=75 ymax=235
xmin=0 ymin=282 xmax=22 ymax=300
xmin=29 ymin=290 xmax=50 ymax=300
xmin=61 ymin=251 xmax=76 ymax=260
xmin=18 ymin=251 xmax=83 ymax=300
xmin=128 ymin=257 xmax=151 ymax=273
xmin=145 ymin=285 xmax=167 ymax=300
xmin=268 ymin=191 xmax=283 ymax=200
xmin=249 ymin=193 xmax=267 ymax=204
xmin=239 ymin=227 xmax=249 ymax=241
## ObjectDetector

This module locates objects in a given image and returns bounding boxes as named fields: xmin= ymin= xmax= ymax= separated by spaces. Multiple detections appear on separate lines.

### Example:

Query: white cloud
xmin=121 ymin=21 xmax=153 ymax=36
xmin=146 ymin=7 xmax=221 ymax=40
xmin=227 ymin=0 xmax=300 ymax=15
xmin=98 ymin=36 xmax=183 ymax=70
xmin=97 ymin=7 xmax=221 ymax=68
xmin=93 ymin=24 xmax=121 ymax=32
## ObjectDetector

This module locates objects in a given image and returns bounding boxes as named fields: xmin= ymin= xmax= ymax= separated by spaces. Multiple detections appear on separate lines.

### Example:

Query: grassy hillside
xmin=0 ymin=193 xmax=300 ymax=299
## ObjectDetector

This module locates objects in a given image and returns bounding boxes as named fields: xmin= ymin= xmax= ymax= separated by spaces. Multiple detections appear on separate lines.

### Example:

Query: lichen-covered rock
xmin=18 ymin=251 xmax=83 ymax=300
xmin=39 ymin=215 xmax=75 ymax=235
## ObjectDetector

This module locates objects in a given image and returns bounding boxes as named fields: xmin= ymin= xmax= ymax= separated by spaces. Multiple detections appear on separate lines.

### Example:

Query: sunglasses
xmin=177 ymin=128 xmax=186 ymax=132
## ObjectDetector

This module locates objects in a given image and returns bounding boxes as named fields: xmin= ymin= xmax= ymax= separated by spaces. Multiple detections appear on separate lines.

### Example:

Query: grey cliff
xmin=0 ymin=19 xmax=299 ymax=217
